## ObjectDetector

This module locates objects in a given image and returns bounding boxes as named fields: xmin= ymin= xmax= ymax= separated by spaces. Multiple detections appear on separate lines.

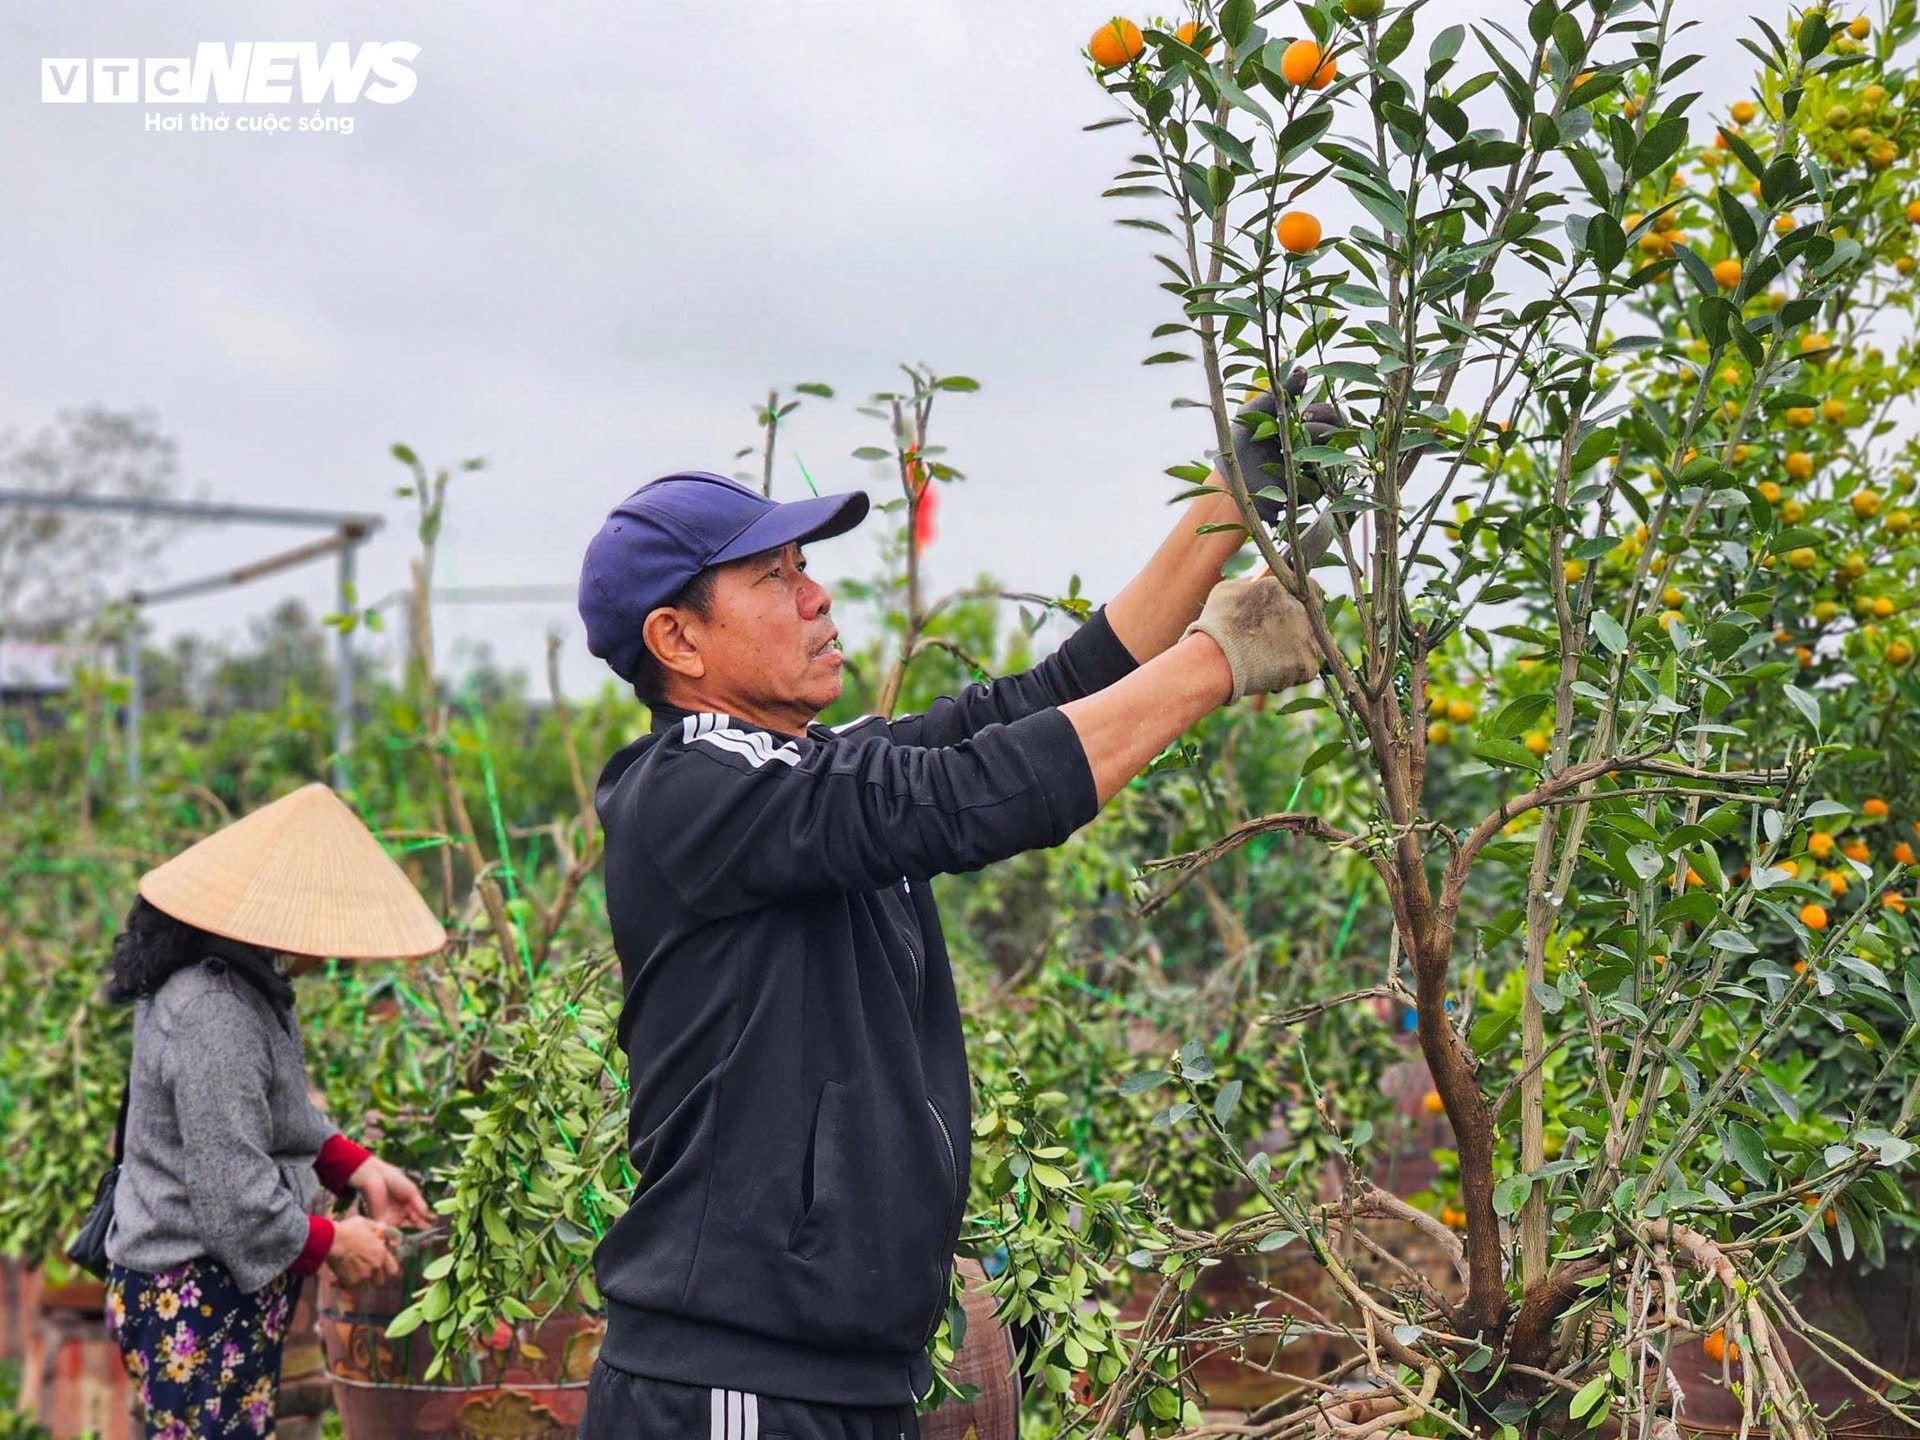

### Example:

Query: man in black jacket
xmin=574 ymin=469 xmax=1319 ymax=1440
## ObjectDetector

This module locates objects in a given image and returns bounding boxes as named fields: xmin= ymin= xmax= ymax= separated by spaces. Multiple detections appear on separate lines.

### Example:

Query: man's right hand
xmin=1184 ymin=573 xmax=1321 ymax=702
xmin=325 ymin=1214 xmax=400 ymax=1286
xmin=1063 ymin=575 xmax=1325 ymax=805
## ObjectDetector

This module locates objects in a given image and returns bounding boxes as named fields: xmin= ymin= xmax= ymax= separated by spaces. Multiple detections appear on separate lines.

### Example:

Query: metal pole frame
xmin=124 ymin=621 xmax=142 ymax=799
xmin=0 ymin=489 xmax=385 ymax=797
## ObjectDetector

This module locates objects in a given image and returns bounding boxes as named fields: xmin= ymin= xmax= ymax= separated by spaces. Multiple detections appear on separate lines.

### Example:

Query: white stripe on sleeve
xmin=693 ymin=728 xmax=801 ymax=768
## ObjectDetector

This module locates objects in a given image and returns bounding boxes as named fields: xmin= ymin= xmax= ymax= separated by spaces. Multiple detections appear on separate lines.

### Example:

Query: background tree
xmin=0 ymin=407 xmax=182 ymax=633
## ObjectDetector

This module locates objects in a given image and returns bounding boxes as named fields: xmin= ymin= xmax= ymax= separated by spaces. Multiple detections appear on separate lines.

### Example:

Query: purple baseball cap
xmin=578 ymin=470 xmax=869 ymax=681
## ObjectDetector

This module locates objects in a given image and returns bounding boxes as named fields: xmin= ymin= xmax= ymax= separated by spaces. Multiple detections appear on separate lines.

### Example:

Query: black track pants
xmin=578 ymin=1361 xmax=922 ymax=1440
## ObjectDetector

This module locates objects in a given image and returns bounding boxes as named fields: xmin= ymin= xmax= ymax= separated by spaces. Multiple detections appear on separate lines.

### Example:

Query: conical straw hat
xmin=138 ymin=783 xmax=446 ymax=960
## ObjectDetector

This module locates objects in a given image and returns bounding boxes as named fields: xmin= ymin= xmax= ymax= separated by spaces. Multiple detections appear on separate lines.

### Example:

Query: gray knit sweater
xmin=106 ymin=946 xmax=337 ymax=1294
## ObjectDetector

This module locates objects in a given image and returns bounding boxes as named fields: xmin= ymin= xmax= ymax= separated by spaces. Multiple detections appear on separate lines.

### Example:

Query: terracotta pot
xmin=1665 ymin=1252 xmax=1920 ymax=1439
xmin=20 ymin=1308 xmax=134 ymax=1440
xmin=1116 ymin=1041 xmax=1469 ymax=1413
xmin=921 ymin=1258 xmax=1021 ymax=1440
xmin=1116 ymin=1243 xmax=1343 ymax=1410
xmin=278 ymin=1274 xmax=333 ymax=1424
xmin=0 ymin=1258 xmax=43 ymax=1361
xmin=318 ymin=1241 xmax=601 ymax=1440
xmin=36 ymin=1276 xmax=105 ymax=1314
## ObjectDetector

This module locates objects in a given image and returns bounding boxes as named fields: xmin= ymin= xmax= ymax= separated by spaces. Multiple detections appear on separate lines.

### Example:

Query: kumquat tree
xmin=1058 ymin=0 xmax=1920 ymax=1434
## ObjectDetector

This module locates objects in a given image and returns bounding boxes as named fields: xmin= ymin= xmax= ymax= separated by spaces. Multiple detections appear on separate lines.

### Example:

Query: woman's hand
xmin=325 ymin=1215 xmax=400 ymax=1286
xmin=348 ymin=1156 xmax=434 ymax=1229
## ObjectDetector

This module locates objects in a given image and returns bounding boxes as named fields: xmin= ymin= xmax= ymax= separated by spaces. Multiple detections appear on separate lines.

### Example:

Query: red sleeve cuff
xmin=315 ymin=1134 xmax=373 ymax=1196
xmin=290 ymin=1215 xmax=335 ymax=1278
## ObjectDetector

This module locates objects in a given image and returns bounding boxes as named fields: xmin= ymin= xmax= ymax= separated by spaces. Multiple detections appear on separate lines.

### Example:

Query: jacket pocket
xmin=776 ymin=1077 xmax=954 ymax=1348
xmin=785 ymin=1080 xmax=846 ymax=1258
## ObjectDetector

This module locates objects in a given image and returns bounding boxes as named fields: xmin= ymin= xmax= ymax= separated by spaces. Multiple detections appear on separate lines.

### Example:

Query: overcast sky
xmin=3 ymin=1 xmax=1778 ymax=702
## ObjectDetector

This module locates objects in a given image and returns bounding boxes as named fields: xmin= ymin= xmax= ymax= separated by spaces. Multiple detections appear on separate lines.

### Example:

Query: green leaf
xmin=384 ymin=1302 xmax=429 ymax=1340
xmin=1762 ymin=1077 xmax=1800 ymax=1123
xmin=1570 ymin=1376 xmax=1608 ymax=1420
xmin=1727 ymin=1121 xmax=1769 ymax=1183
xmin=1494 ymin=1173 xmax=1530 ymax=1217
xmin=1274 ymin=106 xmax=1335 ymax=165
xmin=1632 ymin=116 xmax=1690 ymax=180
xmin=1213 ymin=1079 xmax=1245 ymax=1125
xmin=1585 ymin=211 xmax=1626 ymax=272
xmin=482 ymin=1205 xmax=513 ymax=1247
xmin=1656 ymin=891 xmax=1720 ymax=928
xmin=1195 ymin=121 xmax=1256 ymax=171
xmin=1626 ymin=843 xmax=1664 ymax=882
xmin=1717 ymin=185 xmax=1758 ymax=256
xmin=1219 ymin=0 xmax=1255 ymax=45
xmin=1697 ymin=293 xmax=1739 ymax=348
xmin=1487 ymin=693 xmax=1554 ymax=740
xmin=1378 ymin=9 xmax=1415 ymax=63
xmin=1782 ymin=686 xmax=1822 ymax=728
xmin=1675 ymin=245 xmax=1720 ymax=300
xmin=1120 ymin=1070 xmax=1174 ymax=1096
xmin=1215 ymin=70 xmax=1272 ymax=125
xmin=1300 ymin=739 xmax=1345 ymax=778
xmin=1798 ymin=10 xmax=1830 ymax=59
xmin=1475 ymin=739 xmax=1544 ymax=772
xmin=1340 ymin=174 xmax=1409 ymax=236
xmin=1590 ymin=612 xmax=1629 ymax=653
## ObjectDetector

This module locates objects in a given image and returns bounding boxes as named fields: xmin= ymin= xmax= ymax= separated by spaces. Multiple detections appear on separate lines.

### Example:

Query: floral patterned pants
xmin=105 ymin=1260 xmax=296 ymax=1439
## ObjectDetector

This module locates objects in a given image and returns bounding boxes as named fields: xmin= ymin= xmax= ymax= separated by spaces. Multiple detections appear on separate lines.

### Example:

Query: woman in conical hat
xmin=99 ymin=783 xmax=446 ymax=1440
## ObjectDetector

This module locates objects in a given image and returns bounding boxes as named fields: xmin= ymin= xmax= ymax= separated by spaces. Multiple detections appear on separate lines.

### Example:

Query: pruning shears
xmin=382 ymin=1223 xmax=446 ymax=1259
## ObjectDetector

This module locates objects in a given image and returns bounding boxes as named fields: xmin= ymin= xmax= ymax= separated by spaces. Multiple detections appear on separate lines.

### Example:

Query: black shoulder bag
xmin=65 ymin=1079 xmax=130 ymax=1279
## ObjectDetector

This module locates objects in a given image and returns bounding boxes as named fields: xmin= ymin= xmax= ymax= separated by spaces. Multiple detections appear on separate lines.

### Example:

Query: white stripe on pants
xmin=709 ymin=1388 xmax=759 ymax=1439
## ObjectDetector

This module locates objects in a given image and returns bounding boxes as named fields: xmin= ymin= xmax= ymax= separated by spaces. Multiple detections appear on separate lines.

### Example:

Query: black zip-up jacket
xmin=590 ymin=608 xmax=1139 ymax=1405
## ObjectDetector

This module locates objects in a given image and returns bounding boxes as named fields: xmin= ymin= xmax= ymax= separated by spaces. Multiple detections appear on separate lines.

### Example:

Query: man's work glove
xmin=1228 ymin=368 xmax=1344 ymax=522
xmin=1184 ymin=573 xmax=1322 ymax=702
